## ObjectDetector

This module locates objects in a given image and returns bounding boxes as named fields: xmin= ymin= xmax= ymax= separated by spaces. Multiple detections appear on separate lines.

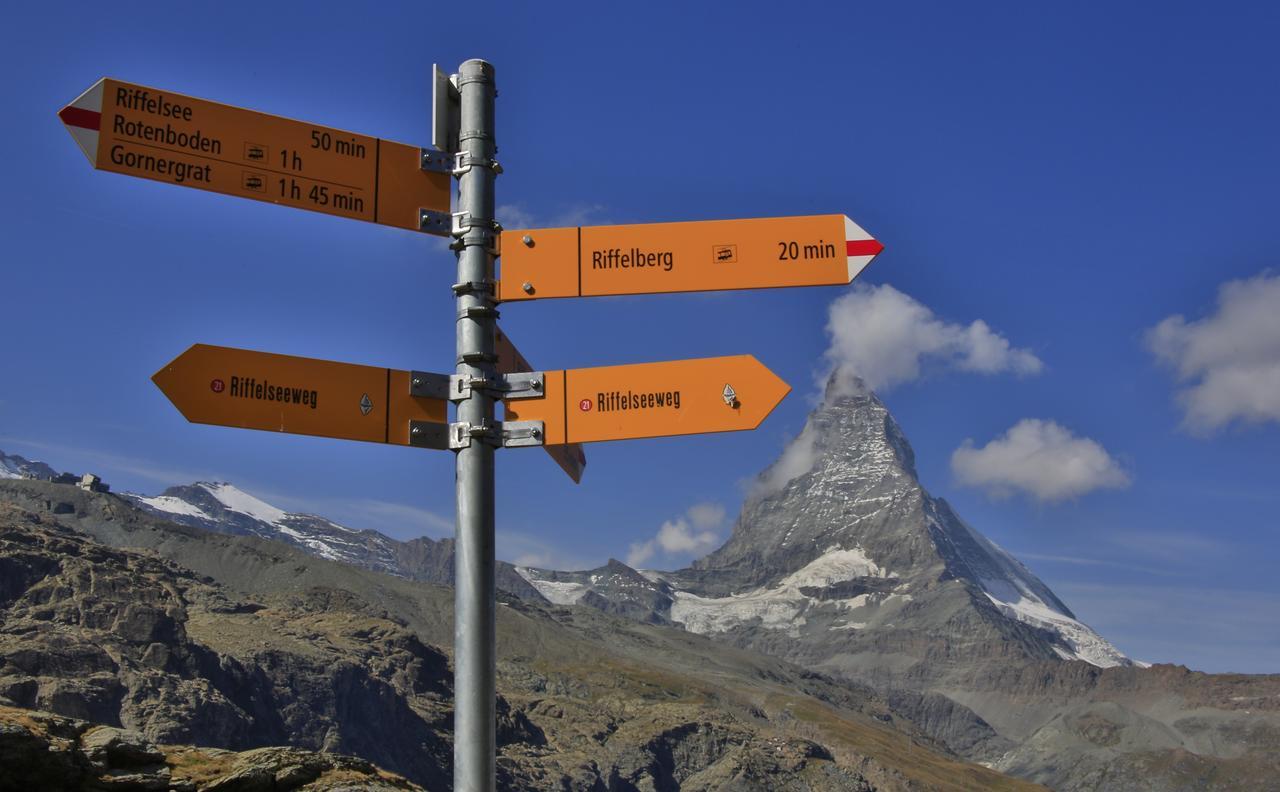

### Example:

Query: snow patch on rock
xmin=778 ymin=546 xmax=887 ymax=587
xmin=671 ymin=545 xmax=890 ymax=636
xmin=516 ymin=568 xmax=588 ymax=605
xmin=133 ymin=495 xmax=215 ymax=521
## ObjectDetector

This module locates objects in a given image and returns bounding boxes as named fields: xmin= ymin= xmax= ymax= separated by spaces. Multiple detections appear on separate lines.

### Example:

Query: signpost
xmin=58 ymin=78 xmax=451 ymax=232
xmin=152 ymin=344 xmax=446 ymax=445
xmin=497 ymin=214 xmax=883 ymax=301
xmin=503 ymin=355 xmax=789 ymax=445
xmin=61 ymin=60 xmax=884 ymax=792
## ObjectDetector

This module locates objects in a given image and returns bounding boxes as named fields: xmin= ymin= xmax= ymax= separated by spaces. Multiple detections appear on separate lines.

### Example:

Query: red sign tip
xmin=846 ymin=238 xmax=884 ymax=257
xmin=58 ymin=105 xmax=101 ymax=131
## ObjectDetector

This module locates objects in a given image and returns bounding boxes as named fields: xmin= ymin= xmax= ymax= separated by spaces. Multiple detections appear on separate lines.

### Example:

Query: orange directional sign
xmin=497 ymin=214 xmax=883 ymax=301
xmin=153 ymin=344 xmax=446 ymax=446
xmin=495 ymin=327 xmax=587 ymax=483
xmin=59 ymin=78 xmax=450 ymax=232
xmin=502 ymin=355 xmax=790 ymax=444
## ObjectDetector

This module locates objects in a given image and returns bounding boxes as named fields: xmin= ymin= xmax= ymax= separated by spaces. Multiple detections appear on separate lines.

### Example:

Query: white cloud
xmin=751 ymin=423 xmax=821 ymax=498
xmin=951 ymin=418 xmax=1131 ymax=502
xmin=626 ymin=502 xmax=727 ymax=568
xmin=1145 ymin=270 xmax=1280 ymax=433
xmin=685 ymin=502 xmax=726 ymax=530
xmin=824 ymin=284 xmax=1042 ymax=396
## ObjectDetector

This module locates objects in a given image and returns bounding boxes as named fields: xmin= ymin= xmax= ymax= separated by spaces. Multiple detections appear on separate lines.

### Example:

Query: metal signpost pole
xmin=452 ymin=58 xmax=498 ymax=792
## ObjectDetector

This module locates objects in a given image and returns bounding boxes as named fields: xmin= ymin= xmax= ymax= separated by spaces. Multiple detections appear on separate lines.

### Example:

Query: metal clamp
xmin=449 ymin=212 xmax=502 ymax=255
xmin=449 ymin=375 xmax=488 ymax=400
xmin=448 ymin=421 xmax=502 ymax=449
xmin=501 ymin=420 xmax=545 ymax=448
xmin=451 ymin=211 xmax=502 ymax=235
xmin=408 ymin=420 xmax=451 ymax=450
xmin=451 ymin=280 xmax=496 ymax=297
xmin=421 ymin=148 xmax=453 ymax=174
xmin=409 ymin=371 xmax=452 ymax=400
xmin=453 ymin=151 xmax=503 ymax=177
xmin=457 ymin=305 xmax=500 ymax=321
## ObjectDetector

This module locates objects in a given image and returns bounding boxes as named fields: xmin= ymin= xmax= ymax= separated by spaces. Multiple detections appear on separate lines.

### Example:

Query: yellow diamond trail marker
xmin=153 ymin=344 xmax=446 ymax=446
xmin=59 ymin=78 xmax=450 ymax=232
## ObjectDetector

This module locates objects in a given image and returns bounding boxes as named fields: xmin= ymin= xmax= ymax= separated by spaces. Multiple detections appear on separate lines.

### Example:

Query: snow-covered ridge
xmin=515 ymin=568 xmax=589 ymax=605
xmin=124 ymin=481 xmax=403 ymax=572
xmin=980 ymin=577 xmax=1130 ymax=668
xmin=204 ymin=482 xmax=287 ymax=524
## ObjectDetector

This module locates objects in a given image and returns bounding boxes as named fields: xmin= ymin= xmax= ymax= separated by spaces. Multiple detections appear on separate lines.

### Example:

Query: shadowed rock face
xmin=0 ymin=705 xmax=425 ymax=791
xmin=0 ymin=501 xmax=454 ymax=788
xmin=0 ymin=485 xmax=1046 ymax=791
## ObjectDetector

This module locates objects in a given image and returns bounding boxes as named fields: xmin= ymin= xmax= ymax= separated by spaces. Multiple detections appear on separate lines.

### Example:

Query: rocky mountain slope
xmin=0 ymin=480 xmax=1042 ymax=791
xmin=4 ymin=371 xmax=1279 ymax=792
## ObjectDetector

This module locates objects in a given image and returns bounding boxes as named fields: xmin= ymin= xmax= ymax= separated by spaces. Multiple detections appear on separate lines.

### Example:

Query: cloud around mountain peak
xmin=823 ymin=283 xmax=1043 ymax=397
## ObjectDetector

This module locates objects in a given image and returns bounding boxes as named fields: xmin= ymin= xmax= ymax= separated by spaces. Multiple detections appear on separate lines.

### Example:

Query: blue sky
xmin=2 ymin=1 xmax=1277 ymax=673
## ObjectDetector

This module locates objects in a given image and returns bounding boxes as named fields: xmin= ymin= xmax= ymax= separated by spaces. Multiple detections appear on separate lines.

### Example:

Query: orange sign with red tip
xmin=153 ymin=344 xmax=446 ymax=446
xmin=498 ymin=214 xmax=882 ymax=301
xmin=503 ymin=355 xmax=790 ymax=445
xmin=59 ymin=78 xmax=449 ymax=231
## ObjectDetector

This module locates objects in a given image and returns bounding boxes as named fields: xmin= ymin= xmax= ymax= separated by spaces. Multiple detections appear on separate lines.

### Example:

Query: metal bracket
xmin=420 ymin=209 xmax=452 ymax=237
xmin=453 ymin=151 xmax=503 ymax=177
xmin=409 ymin=371 xmax=452 ymax=400
xmin=408 ymin=421 xmax=451 ymax=450
xmin=448 ymin=421 xmax=502 ymax=449
xmin=498 ymin=371 xmax=545 ymax=400
xmin=421 ymin=148 xmax=453 ymax=174
xmin=501 ymin=420 xmax=545 ymax=448
xmin=431 ymin=65 xmax=461 ymax=154
xmin=448 ymin=371 xmax=543 ymax=401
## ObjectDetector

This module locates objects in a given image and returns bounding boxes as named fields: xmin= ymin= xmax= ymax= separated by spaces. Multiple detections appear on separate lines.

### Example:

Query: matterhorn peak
xmin=672 ymin=374 xmax=1133 ymax=674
